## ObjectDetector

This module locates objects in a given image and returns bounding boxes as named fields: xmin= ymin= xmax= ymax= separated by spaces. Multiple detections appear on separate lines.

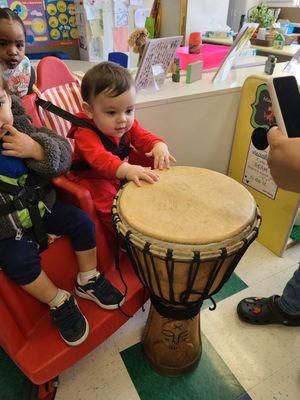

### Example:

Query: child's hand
xmin=145 ymin=142 xmax=176 ymax=170
xmin=1 ymin=124 xmax=45 ymax=161
xmin=116 ymin=163 xmax=159 ymax=187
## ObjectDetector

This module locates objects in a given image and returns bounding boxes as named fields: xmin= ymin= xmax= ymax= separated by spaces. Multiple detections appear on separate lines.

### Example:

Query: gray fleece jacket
xmin=0 ymin=95 xmax=72 ymax=241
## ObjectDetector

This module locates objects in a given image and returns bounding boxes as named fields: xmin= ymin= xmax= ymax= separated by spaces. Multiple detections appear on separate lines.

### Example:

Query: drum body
xmin=112 ymin=167 xmax=261 ymax=376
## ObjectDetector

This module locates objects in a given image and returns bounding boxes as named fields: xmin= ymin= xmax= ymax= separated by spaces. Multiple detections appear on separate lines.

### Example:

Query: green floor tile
xmin=0 ymin=348 xmax=29 ymax=400
xmin=290 ymin=225 xmax=300 ymax=242
xmin=202 ymin=272 xmax=248 ymax=310
xmin=121 ymin=272 xmax=248 ymax=400
xmin=121 ymin=335 xmax=247 ymax=400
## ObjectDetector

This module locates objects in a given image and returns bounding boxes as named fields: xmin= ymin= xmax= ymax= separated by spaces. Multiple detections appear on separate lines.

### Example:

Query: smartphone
xmin=267 ymin=75 xmax=300 ymax=138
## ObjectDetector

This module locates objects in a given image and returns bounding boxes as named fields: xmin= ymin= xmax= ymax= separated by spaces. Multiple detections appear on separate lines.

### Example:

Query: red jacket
xmin=68 ymin=113 xmax=164 ymax=180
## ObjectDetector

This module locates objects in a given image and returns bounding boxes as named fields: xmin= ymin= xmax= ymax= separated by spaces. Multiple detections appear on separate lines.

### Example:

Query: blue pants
xmin=278 ymin=264 xmax=300 ymax=315
xmin=0 ymin=202 xmax=96 ymax=285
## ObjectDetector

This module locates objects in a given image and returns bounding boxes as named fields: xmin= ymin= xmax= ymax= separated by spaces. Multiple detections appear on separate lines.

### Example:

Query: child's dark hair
xmin=81 ymin=61 xmax=134 ymax=103
xmin=0 ymin=8 xmax=26 ymax=39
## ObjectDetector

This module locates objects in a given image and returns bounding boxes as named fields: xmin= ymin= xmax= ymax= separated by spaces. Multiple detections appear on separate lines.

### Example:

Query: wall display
xmin=229 ymin=75 xmax=300 ymax=256
xmin=44 ymin=0 xmax=78 ymax=45
xmin=7 ymin=0 xmax=48 ymax=45
xmin=4 ymin=0 xmax=78 ymax=46
xmin=135 ymin=36 xmax=182 ymax=91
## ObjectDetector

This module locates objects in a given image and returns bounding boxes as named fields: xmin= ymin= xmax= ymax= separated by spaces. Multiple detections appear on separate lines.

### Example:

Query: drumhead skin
xmin=118 ymin=166 xmax=256 ymax=245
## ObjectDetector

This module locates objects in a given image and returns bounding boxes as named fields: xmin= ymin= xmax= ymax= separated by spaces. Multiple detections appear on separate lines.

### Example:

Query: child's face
xmin=83 ymin=86 xmax=136 ymax=138
xmin=0 ymin=87 xmax=13 ymax=138
xmin=0 ymin=20 xmax=25 ymax=70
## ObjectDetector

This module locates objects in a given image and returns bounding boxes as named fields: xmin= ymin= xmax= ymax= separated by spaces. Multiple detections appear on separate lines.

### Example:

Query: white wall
xmin=186 ymin=0 xmax=230 ymax=37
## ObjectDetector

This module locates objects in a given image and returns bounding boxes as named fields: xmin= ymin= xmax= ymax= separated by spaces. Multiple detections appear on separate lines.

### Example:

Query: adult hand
xmin=1 ymin=124 xmax=45 ymax=161
xmin=267 ymin=126 xmax=300 ymax=192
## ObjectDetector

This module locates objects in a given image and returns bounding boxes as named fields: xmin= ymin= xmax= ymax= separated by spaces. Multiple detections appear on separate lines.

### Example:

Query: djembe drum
xmin=112 ymin=166 xmax=261 ymax=376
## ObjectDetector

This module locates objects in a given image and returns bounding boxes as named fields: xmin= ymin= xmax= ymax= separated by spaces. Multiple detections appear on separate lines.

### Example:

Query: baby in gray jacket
xmin=0 ymin=74 xmax=124 ymax=346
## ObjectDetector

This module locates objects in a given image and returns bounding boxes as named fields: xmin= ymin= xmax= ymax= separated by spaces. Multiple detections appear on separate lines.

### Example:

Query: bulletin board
xmin=228 ymin=74 xmax=300 ymax=256
xmin=1 ymin=0 xmax=78 ymax=46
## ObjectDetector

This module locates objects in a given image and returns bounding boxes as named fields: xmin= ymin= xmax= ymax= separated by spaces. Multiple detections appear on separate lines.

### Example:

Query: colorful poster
xmin=7 ymin=0 xmax=49 ymax=45
xmin=44 ymin=0 xmax=78 ymax=45
xmin=5 ymin=0 xmax=78 ymax=46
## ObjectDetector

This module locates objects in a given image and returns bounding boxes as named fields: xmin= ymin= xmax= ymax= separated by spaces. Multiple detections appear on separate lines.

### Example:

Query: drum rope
xmin=180 ymin=251 xmax=201 ymax=304
xmin=166 ymin=249 xmax=175 ymax=304
xmin=114 ymin=244 xmax=135 ymax=319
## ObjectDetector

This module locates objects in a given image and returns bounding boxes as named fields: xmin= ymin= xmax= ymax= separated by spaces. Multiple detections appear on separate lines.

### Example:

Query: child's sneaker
xmin=75 ymin=273 xmax=125 ymax=310
xmin=50 ymin=295 xmax=89 ymax=346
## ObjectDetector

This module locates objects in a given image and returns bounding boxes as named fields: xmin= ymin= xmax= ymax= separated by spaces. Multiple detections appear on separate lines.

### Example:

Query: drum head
xmin=119 ymin=166 xmax=256 ymax=245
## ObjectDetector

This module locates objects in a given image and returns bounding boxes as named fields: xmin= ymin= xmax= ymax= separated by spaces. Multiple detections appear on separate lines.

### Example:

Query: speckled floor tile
xmin=55 ymin=337 xmax=139 ymax=400
xmin=248 ymin=356 xmax=300 ymax=400
xmin=235 ymin=241 xmax=299 ymax=287
xmin=201 ymin=262 xmax=300 ymax=391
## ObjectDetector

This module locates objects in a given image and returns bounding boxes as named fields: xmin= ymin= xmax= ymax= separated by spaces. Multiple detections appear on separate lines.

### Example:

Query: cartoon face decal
xmin=69 ymin=16 xmax=76 ymax=27
xmin=50 ymin=28 xmax=61 ymax=40
xmin=58 ymin=13 xmax=68 ymax=26
xmin=68 ymin=3 xmax=75 ymax=15
xmin=47 ymin=3 xmax=57 ymax=16
xmin=48 ymin=16 xmax=59 ymax=29
xmin=70 ymin=28 xmax=78 ymax=40
xmin=57 ymin=1 xmax=67 ymax=13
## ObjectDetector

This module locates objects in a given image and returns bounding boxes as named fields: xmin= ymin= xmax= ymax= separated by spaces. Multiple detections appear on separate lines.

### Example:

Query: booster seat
xmin=0 ymin=57 xmax=145 ymax=395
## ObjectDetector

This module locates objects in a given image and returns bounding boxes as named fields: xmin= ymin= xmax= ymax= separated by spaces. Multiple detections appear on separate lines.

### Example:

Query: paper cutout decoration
xmin=113 ymin=26 xmax=129 ymax=52
xmin=114 ymin=0 xmax=129 ymax=27
xmin=134 ymin=8 xmax=150 ymax=28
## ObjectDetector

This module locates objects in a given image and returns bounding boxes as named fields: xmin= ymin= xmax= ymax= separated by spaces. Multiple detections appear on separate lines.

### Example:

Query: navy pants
xmin=0 ymin=202 xmax=96 ymax=285
xmin=278 ymin=264 xmax=300 ymax=315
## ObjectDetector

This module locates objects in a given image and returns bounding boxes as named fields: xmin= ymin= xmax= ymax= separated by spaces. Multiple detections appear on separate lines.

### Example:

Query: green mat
xmin=290 ymin=225 xmax=300 ymax=242
xmin=0 ymin=348 xmax=36 ymax=400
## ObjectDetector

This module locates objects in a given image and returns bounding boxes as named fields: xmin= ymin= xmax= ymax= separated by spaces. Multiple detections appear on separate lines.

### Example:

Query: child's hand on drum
xmin=145 ymin=142 xmax=176 ymax=170
xmin=116 ymin=162 xmax=159 ymax=187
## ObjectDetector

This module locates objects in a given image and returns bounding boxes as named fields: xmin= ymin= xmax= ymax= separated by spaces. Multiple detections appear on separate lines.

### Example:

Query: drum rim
xmin=112 ymin=193 xmax=261 ymax=262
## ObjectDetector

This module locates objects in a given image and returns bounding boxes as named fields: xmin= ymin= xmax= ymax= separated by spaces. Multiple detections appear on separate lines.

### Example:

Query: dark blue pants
xmin=0 ymin=202 xmax=96 ymax=285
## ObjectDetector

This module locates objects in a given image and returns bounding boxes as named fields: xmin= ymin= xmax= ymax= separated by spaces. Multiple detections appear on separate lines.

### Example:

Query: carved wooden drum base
xmin=142 ymin=305 xmax=201 ymax=376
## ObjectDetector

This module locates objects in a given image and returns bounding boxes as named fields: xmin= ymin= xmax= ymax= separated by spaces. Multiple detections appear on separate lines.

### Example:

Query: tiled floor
xmin=54 ymin=241 xmax=300 ymax=400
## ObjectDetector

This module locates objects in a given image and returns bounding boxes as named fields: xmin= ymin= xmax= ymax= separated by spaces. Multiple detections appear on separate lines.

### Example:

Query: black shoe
xmin=50 ymin=295 xmax=89 ymax=346
xmin=75 ymin=273 xmax=125 ymax=310
xmin=237 ymin=295 xmax=300 ymax=326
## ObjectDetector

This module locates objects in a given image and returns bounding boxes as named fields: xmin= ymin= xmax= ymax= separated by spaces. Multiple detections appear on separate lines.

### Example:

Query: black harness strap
xmin=35 ymin=98 xmax=133 ymax=164
xmin=0 ymin=173 xmax=52 ymax=251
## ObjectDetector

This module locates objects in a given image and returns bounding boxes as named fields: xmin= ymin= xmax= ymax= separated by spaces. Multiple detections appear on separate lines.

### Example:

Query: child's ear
xmin=82 ymin=101 xmax=93 ymax=119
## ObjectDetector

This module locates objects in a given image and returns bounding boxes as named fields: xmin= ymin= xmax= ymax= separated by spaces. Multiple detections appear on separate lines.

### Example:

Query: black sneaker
xmin=50 ymin=295 xmax=89 ymax=346
xmin=75 ymin=273 xmax=125 ymax=310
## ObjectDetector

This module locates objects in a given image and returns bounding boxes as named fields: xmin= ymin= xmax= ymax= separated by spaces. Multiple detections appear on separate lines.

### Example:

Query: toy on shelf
xmin=176 ymin=44 xmax=230 ymax=71
xmin=188 ymin=32 xmax=202 ymax=54
xmin=264 ymin=54 xmax=277 ymax=75
xmin=128 ymin=28 xmax=149 ymax=67
xmin=186 ymin=60 xmax=203 ymax=84
xmin=171 ymin=58 xmax=181 ymax=82
xmin=273 ymin=32 xmax=285 ymax=49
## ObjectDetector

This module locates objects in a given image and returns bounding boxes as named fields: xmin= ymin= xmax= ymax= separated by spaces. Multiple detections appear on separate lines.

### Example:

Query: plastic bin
xmin=176 ymin=45 xmax=231 ymax=71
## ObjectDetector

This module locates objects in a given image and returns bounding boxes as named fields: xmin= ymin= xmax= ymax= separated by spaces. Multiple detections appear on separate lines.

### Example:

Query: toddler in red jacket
xmin=68 ymin=61 xmax=175 ymax=244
